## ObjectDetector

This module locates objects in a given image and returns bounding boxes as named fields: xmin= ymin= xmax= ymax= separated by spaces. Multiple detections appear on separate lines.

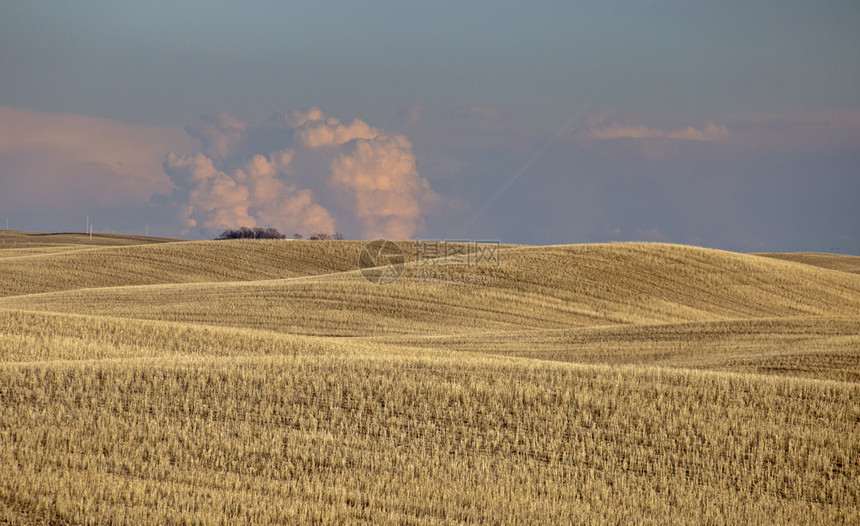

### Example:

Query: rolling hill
xmin=0 ymin=234 xmax=858 ymax=524
xmin=757 ymin=251 xmax=860 ymax=274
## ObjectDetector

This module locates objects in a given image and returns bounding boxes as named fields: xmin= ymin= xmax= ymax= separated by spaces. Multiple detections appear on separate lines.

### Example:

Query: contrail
xmin=460 ymin=100 xmax=593 ymax=234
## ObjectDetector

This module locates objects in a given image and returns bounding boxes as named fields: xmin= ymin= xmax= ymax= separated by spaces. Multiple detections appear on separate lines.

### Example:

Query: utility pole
xmin=86 ymin=216 xmax=89 ymax=235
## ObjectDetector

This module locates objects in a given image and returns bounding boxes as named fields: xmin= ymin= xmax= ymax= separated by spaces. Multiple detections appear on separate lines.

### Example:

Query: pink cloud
xmin=575 ymin=109 xmax=860 ymax=160
xmin=164 ymin=108 xmax=438 ymax=239
xmin=164 ymin=150 xmax=335 ymax=234
xmin=294 ymin=108 xmax=380 ymax=148
xmin=0 ymin=106 xmax=192 ymax=210
xmin=582 ymin=122 xmax=729 ymax=142
xmin=581 ymin=109 xmax=860 ymax=148
xmin=330 ymin=134 xmax=440 ymax=239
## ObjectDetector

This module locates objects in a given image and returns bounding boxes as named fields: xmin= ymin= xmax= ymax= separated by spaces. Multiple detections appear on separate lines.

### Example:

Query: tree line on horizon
xmin=216 ymin=227 xmax=344 ymax=240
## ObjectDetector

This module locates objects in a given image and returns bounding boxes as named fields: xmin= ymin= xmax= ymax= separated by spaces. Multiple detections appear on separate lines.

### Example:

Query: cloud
xmin=236 ymin=151 xmax=335 ymax=234
xmin=184 ymin=113 xmax=247 ymax=161
xmin=331 ymin=135 xmax=440 ymax=239
xmin=163 ymin=150 xmax=335 ymax=234
xmin=394 ymin=105 xmax=425 ymax=126
xmin=5 ymin=102 xmax=856 ymax=254
xmin=579 ymin=110 xmax=860 ymax=154
xmin=164 ymin=107 xmax=438 ymax=239
xmin=294 ymin=111 xmax=380 ymax=148
xmin=407 ymin=105 xmax=860 ymax=253
xmin=163 ymin=153 xmax=254 ymax=229
xmin=576 ymin=112 xmax=730 ymax=159
xmin=582 ymin=122 xmax=729 ymax=141
xmin=0 ymin=106 xmax=192 ymax=220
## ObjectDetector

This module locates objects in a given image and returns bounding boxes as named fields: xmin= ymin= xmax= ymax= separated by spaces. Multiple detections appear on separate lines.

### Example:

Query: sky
xmin=1 ymin=1 xmax=858 ymax=253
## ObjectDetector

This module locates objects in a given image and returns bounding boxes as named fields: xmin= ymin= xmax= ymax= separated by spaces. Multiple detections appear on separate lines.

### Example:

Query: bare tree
xmin=216 ymin=227 xmax=286 ymax=240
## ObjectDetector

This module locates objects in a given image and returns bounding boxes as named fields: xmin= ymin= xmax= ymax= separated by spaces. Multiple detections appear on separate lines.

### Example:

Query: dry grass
xmin=757 ymin=252 xmax=860 ymax=274
xmin=0 ymin=235 xmax=858 ymax=524
xmin=375 ymin=317 xmax=860 ymax=382
xmin=1 ymin=352 xmax=858 ymax=525
xmin=0 ymin=230 xmax=181 ymax=247
xmin=0 ymin=240 xmax=361 ymax=297
xmin=3 ymin=243 xmax=858 ymax=335
xmin=0 ymin=239 xmax=496 ymax=298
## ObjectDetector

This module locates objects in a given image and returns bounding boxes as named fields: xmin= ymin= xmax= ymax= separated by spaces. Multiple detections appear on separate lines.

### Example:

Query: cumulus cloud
xmin=164 ymin=107 xmax=438 ymax=239
xmin=295 ymin=114 xmax=379 ymax=148
xmin=184 ymin=113 xmax=247 ymax=161
xmin=163 ymin=150 xmax=335 ymax=234
xmin=163 ymin=153 xmax=254 ymax=229
xmin=330 ymin=135 xmax=440 ymax=239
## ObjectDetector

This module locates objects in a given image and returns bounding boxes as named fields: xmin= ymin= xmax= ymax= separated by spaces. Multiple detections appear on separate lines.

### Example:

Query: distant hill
xmin=757 ymin=251 xmax=860 ymax=274
xmin=0 ymin=229 xmax=182 ymax=246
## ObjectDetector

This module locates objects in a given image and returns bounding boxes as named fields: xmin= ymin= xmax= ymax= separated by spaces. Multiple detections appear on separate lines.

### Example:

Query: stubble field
xmin=0 ymin=230 xmax=858 ymax=524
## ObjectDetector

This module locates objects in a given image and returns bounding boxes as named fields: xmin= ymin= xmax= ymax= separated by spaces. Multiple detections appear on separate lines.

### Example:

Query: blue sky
xmin=1 ymin=1 xmax=859 ymax=252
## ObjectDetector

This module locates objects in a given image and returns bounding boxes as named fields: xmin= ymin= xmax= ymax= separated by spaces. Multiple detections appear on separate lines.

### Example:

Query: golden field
xmin=0 ymin=230 xmax=858 ymax=524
